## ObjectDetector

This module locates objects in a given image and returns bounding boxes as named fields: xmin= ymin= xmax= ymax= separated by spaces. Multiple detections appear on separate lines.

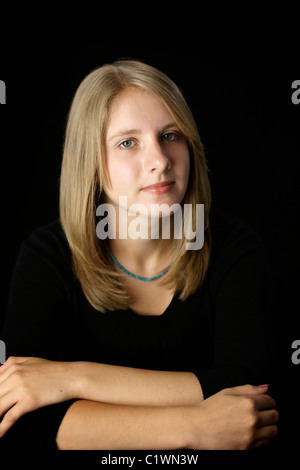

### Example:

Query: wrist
xmin=184 ymin=403 xmax=208 ymax=450
xmin=65 ymin=361 xmax=87 ymax=400
xmin=177 ymin=405 xmax=200 ymax=450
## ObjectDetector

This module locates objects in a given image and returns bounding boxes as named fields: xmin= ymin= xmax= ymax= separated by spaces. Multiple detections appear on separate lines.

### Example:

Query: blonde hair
xmin=59 ymin=59 xmax=212 ymax=312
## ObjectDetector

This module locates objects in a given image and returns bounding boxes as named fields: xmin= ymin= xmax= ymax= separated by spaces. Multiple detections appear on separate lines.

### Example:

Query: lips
xmin=141 ymin=181 xmax=175 ymax=194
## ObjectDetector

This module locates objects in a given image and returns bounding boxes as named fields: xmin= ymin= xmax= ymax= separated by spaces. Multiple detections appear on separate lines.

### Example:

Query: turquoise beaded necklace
xmin=110 ymin=252 xmax=169 ymax=282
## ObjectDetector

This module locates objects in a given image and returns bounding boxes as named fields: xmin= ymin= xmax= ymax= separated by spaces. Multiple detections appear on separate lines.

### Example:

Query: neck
xmin=106 ymin=205 xmax=174 ymax=277
xmin=109 ymin=233 xmax=173 ymax=277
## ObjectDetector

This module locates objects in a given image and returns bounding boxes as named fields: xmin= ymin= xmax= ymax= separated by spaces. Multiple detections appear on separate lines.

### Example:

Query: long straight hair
xmin=59 ymin=60 xmax=212 ymax=312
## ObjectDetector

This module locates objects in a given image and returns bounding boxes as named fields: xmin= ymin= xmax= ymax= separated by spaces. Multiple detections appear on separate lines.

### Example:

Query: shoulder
xmin=207 ymin=208 xmax=268 ymax=284
xmin=18 ymin=219 xmax=72 ymax=277
xmin=209 ymin=208 xmax=265 ymax=256
xmin=25 ymin=219 xmax=69 ymax=249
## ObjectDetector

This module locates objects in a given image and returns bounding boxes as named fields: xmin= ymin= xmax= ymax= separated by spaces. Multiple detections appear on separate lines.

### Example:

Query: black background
xmin=0 ymin=15 xmax=299 ymax=451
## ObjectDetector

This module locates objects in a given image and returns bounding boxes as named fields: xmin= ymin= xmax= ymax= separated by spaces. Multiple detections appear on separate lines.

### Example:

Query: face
xmin=103 ymin=87 xmax=190 ymax=219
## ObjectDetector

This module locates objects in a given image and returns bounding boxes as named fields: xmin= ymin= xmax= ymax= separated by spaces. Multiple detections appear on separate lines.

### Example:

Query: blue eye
xmin=120 ymin=139 xmax=134 ymax=149
xmin=162 ymin=132 xmax=176 ymax=141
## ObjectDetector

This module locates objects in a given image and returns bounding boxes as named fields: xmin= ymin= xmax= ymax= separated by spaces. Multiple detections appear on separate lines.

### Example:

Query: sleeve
xmin=193 ymin=214 xmax=274 ymax=399
xmin=1 ymin=223 xmax=78 ymax=450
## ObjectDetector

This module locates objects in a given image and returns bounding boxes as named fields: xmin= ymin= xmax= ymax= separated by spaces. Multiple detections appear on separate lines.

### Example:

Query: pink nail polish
xmin=258 ymin=384 xmax=269 ymax=388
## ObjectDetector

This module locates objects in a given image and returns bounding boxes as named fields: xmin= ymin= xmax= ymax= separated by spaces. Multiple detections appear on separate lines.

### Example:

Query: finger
xmin=257 ymin=409 xmax=280 ymax=427
xmin=0 ymin=373 xmax=11 ymax=398
xmin=250 ymin=438 xmax=270 ymax=449
xmin=254 ymin=423 xmax=279 ymax=442
xmin=253 ymin=394 xmax=277 ymax=411
xmin=0 ymin=390 xmax=19 ymax=421
xmin=0 ymin=362 xmax=24 ymax=386
xmin=0 ymin=366 xmax=15 ymax=387
xmin=224 ymin=384 xmax=269 ymax=397
xmin=0 ymin=400 xmax=30 ymax=437
xmin=0 ymin=356 xmax=30 ymax=373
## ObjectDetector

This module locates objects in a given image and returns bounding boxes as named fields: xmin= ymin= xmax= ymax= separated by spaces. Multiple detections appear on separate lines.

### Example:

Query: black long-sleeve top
xmin=0 ymin=209 xmax=272 ymax=449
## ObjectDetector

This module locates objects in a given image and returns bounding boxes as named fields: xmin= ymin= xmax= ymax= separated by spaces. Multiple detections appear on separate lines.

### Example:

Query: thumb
xmin=225 ymin=384 xmax=269 ymax=396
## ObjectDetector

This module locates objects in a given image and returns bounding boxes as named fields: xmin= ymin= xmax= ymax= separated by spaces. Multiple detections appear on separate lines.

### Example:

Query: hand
xmin=0 ymin=356 xmax=79 ymax=437
xmin=189 ymin=384 xmax=279 ymax=450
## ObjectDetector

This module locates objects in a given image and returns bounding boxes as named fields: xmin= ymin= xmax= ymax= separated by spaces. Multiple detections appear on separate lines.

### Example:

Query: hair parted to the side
xmin=59 ymin=59 xmax=212 ymax=313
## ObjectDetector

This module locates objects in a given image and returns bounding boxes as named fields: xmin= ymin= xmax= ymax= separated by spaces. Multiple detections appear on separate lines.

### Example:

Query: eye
xmin=162 ymin=132 xmax=176 ymax=142
xmin=119 ymin=139 xmax=135 ymax=149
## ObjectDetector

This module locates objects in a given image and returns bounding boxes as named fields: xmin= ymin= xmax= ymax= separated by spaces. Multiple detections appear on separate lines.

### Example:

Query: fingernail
xmin=258 ymin=384 xmax=269 ymax=388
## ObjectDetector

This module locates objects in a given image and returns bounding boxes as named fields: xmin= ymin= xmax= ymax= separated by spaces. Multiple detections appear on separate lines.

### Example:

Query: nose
xmin=143 ymin=139 xmax=171 ymax=174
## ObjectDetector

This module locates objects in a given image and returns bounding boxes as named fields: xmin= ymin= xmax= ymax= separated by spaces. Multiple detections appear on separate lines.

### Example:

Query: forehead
xmin=106 ymin=87 xmax=173 ymax=135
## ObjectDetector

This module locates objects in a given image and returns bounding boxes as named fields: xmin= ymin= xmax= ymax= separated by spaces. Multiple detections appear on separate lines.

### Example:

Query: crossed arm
xmin=0 ymin=357 xmax=279 ymax=450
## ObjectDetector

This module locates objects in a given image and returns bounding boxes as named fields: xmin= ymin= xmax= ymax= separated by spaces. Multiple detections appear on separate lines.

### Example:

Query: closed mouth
xmin=142 ymin=181 xmax=174 ymax=191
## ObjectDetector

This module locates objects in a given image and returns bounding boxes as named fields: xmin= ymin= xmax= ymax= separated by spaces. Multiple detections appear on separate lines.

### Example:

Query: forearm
xmin=56 ymin=399 xmax=194 ymax=450
xmin=74 ymin=362 xmax=203 ymax=406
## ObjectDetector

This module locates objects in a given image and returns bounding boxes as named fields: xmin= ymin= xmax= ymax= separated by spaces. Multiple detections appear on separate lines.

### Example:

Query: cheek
xmin=177 ymin=147 xmax=190 ymax=180
xmin=185 ymin=152 xmax=190 ymax=174
xmin=107 ymin=159 xmax=137 ymax=192
xmin=179 ymin=150 xmax=190 ymax=196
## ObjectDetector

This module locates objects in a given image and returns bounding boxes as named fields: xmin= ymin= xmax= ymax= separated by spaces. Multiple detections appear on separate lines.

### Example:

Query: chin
xmin=146 ymin=199 xmax=184 ymax=219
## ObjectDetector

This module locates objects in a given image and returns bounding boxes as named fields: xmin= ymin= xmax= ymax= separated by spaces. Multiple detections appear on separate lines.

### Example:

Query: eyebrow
xmin=107 ymin=122 xmax=178 ymax=142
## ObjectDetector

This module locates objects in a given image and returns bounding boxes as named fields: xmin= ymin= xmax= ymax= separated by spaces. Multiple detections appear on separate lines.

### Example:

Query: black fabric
xmin=1 ymin=209 xmax=272 ymax=449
